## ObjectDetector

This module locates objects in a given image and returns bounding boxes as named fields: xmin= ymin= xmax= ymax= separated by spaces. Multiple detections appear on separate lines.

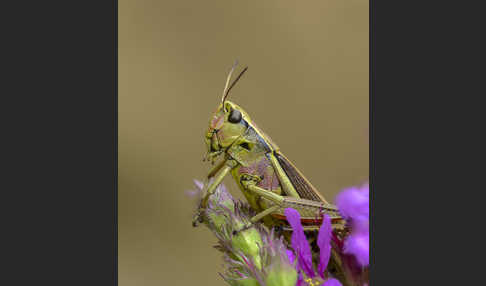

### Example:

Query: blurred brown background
xmin=119 ymin=0 xmax=368 ymax=285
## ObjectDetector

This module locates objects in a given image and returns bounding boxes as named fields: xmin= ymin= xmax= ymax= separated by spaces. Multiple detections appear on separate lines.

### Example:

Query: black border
xmin=2 ymin=1 xmax=117 ymax=285
xmin=372 ymin=0 xmax=484 ymax=284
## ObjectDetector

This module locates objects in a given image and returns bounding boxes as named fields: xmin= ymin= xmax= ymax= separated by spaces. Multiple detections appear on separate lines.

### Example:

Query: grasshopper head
xmin=204 ymin=100 xmax=249 ymax=162
xmin=204 ymin=62 xmax=250 ymax=163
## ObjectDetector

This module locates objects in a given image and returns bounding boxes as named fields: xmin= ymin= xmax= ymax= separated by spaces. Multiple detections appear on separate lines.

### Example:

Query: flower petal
xmin=193 ymin=179 xmax=204 ymax=191
xmin=335 ymin=183 xmax=369 ymax=223
xmin=284 ymin=208 xmax=315 ymax=278
xmin=322 ymin=278 xmax=343 ymax=286
xmin=336 ymin=182 xmax=370 ymax=267
xmin=344 ymin=231 xmax=369 ymax=267
xmin=317 ymin=214 xmax=332 ymax=279
xmin=286 ymin=249 xmax=295 ymax=265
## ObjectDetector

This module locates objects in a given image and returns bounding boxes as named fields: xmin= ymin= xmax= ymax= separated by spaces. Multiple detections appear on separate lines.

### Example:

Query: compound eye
xmin=228 ymin=108 xmax=242 ymax=123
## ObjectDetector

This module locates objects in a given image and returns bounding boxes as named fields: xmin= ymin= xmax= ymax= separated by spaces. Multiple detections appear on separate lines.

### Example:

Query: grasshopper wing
xmin=274 ymin=152 xmax=329 ymax=203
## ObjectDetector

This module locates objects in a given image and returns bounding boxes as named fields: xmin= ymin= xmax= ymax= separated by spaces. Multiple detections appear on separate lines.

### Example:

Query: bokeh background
xmin=119 ymin=1 xmax=368 ymax=285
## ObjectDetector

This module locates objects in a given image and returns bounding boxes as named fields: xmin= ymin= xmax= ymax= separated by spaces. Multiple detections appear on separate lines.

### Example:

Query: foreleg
xmin=192 ymin=159 xmax=238 ymax=227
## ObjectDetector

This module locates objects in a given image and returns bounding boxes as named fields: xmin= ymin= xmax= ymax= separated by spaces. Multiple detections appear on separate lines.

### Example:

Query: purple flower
xmin=336 ymin=182 xmax=369 ymax=227
xmin=336 ymin=182 xmax=370 ymax=267
xmin=286 ymin=249 xmax=296 ymax=265
xmin=323 ymin=278 xmax=344 ymax=286
xmin=285 ymin=208 xmax=315 ymax=278
xmin=344 ymin=231 xmax=369 ymax=267
xmin=284 ymin=208 xmax=342 ymax=286
xmin=317 ymin=214 xmax=332 ymax=278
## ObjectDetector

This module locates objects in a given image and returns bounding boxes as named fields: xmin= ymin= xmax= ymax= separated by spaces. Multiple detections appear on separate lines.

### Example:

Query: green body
xmin=199 ymin=100 xmax=344 ymax=231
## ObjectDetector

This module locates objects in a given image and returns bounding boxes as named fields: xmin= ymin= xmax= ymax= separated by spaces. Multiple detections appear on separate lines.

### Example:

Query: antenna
xmin=221 ymin=60 xmax=238 ymax=106
xmin=221 ymin=61 xmax=248 ymax=108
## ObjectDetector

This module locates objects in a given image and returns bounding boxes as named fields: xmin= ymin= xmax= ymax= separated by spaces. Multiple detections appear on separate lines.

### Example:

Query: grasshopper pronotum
xmin=193 ymin=62 xmax=346 ymax=234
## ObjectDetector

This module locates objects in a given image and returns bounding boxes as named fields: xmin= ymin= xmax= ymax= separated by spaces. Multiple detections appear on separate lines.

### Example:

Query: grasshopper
xmin=193 ymin=62 xmax=345 ymax=234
